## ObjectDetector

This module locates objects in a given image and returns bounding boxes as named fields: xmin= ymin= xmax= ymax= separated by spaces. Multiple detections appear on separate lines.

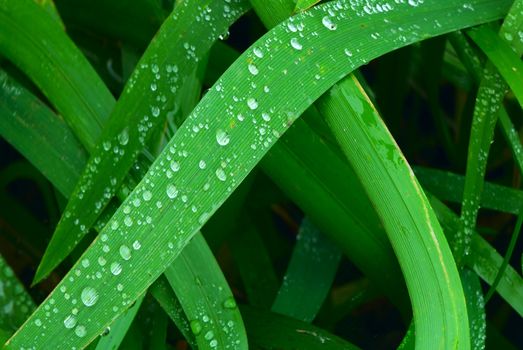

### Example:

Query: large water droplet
xmin=75 ymin=325 xmax=86 ymax=338
xmin=216 ymin=129 xmax=230 ymax=146
xmin=247 ymin=98 xmax=258 ymax=110
xmin=190 ymin=320 xmax=202 ymax=335
xmin=81 ymin=287 xmax=99 ymax=307
xmin=110 ymin=262 xmax=122 ymax=275
xmin=223 ymin=297 xmax=237 ymax=309
xmin=118 ymin=128 xmax=129 ymax=146
xmin=119 ymin=245 xmax=131 ymax=260
xmin=199 ymin=160 xmax=207 ymax=169
xmin=132 ymin=240 xmax=141 ymax=250
xmin=216 ymin=168 xmax=227 ymax=182
xmin=322 ymin=16 xmax=337 ymax=30
xmin=253 ymin=47 xmax=263 ymax=58
xmin=142 ymin=190 xmax=152 ymax=201
xmin=64 ymin=315 xmax=77 ymax=329
xmin=290 ymin=38 xmax=303 ymax=50
xmin=166 ymin=184 xmax=178 ymax=199
xmin=170 ymin=161 xmax=180 ymax=172
xmin=248 ymin=63 xmax=259 ymax=75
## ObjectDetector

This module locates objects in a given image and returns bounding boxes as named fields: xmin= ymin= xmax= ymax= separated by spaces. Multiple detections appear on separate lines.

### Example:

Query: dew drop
xmin=81 ymin=259 xmax=90 ymax=268
xmin=253 ymin=47 xmax=263 ymax=58
xmin=64 ymin=315 xmax=77 ymax=329
xmin=262 ymin=112 xmax=271 ymax=121
xmin=216 ymin=129 xmax=230 ymax=146
xmin=132 ymin=240 xmax=141 ymax=250
xmin=110 ymin=262 xmax=122 ymax=275
xmin=248 ymin=63 xmax=259 ymax=75
xmin=322 ymin=16 xmax=337 ymax=30
xmin=247 ymin=98 xmax=258 ymax=110
xmin=223 ymin=297 xmax=237 ymax=309
xmin=199 ymin=160 xmax=207 ymax=169
xmin=170 ymin=161 xmax=180 ymax=172
xmin=166 ymin=184 xmax=178 ymax=199
xmin=142 ymin=190 xmax=152 ymax=201
xmin=75 ymin=325 xmax=86 ymax=338
xmin=216 ymin=168 xmax=227 ymax=182
xmin=118 ymin=128 xmax=129 ymax=146
xmin=98 ymin=256 xmax=106 ymax=266
xmin=119 ymin=245 xmax=131 ymax=260
xmin=80 ymin=287 xmax=99 ymax=307
xmin=151 ymin=106 xmax=160 ymax=117
xmin=290 ymin=38 xmax=303 ymax=50
xmin=190 ymin=320 xmax=202 ymax=335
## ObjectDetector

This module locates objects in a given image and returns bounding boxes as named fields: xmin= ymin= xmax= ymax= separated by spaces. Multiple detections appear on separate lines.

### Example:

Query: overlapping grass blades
xmin=1 ymin=0 xmax=517 ymax=348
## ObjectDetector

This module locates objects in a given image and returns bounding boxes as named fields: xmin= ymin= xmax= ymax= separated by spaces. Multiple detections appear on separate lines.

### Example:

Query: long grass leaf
xmin=271 ymin=217 xmax=341 ymax=323
xmin=5 ymin=1 xmax=511 ymax=348
xmin=34 ymin=0 xmax=250 ymax=283
xmin=319 ymin=75 xmax=469 ymax=348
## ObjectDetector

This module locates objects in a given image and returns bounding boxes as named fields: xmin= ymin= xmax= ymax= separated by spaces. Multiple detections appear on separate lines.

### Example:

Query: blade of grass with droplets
xmin=467 ymin=25 xmax=523 ymax=108
xmin=294 ymin=0 xmax=322 ymax=13
xmin=163 ymin=232 xmax=247 ymax=349
xmin=460 ymin=269 xmax=486 ymax=350
xmin=458 ymin=0 xmax=523 ymax=262
xmin=149 ymin=276 xmax=195 ymax=347
xmin=0 ymin=255 xmax=35 ymax=333
xmin=241 ymin=306 xmax=361 ymax=350
xmin=34 ymin=0 xmax=250 ymax=283
xmin=0 ymin=69 xmax=88 ymax=197
xmin=0 ymin=0 xmax=114 ymax=150
xmin=318 ymin=75 xmax=469 ymax=348
xmin=428 ymin=195 xmax=523 ymax=316
xmin=5 ymin=1 xmax=513 ymax=348
xmin=415 ymin=167 xmax=523 ymax=215
xmin=271 ymin=217 xmax=341 ymax=323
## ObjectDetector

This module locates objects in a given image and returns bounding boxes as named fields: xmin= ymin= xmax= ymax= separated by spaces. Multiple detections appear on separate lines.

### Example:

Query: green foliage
xmin=0 ymin=0 xmax=522 ymax=349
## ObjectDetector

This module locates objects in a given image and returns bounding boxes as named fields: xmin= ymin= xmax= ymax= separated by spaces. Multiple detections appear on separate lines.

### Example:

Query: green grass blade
xmin=318 ymin=75 xmax=469 ymax=348
xmin=271 ymin=217 xmax=341 ymax=323
xmin=458 ymin=0 xmax=523 ymax=262
xmin=163 ymin=232 xmax=247 ymax=349
xmin=416 ymin=166 xmax=523 ymax=215
xmin=0 ymin=0 xmax=114 ymax=150
xmin=230 ymin=224 xmax=279 ymax=308
xmin=241 ymin=306 xmax=361 ymax=350
xmin=94 ymin=294 xmax=144 ymax=350
xmin=34 ymin=0 xmax=250 ymax=283
xmin=294 ymin=0 xmax=322 ymax=13
xmin=468 ymin=26 xmax=523 ymax=108
xmin=429 ymin=195 xmax=523 ymax=316
xmin=5 ymin=1 xmax=512 ymax=348
xmin=149 ymin=276 xmax=195 ymax=347
xmin=460 ymin=269 xmax=486 ymax=350
xmin=0 ymin=69 xmax=88 ymax=197
xmin=0 ymin=255 xmax=35 ymax=333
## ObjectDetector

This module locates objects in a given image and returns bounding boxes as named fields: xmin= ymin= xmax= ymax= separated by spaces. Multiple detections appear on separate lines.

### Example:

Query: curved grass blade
xmin=271 ymin=217 xmax=341 ymax=322
xmin=0 ymin=0 xmax=114 ymax=150
xmin=0 ymin=255 xmax=35 ymax=333
xmin=318 ymin=75 xmax=469 ymax=348
xmin=34 ymin=0 xmax=250 ymax=283
xmin=429 ymin=195 xmax=523 ymax=316
xmin=294 ymin=0 xmax=322 ymax=13
xmin=164 ymin=232 xmax=247 ymax=349
xmin=5 ymin=1 xmax=512 ymax=348
xmin=241 ymin=306 xmax=360 ymax=350
xmin=467 ymin=25 xmax=523 ymax=108
xmin=0 ymin=69 xmax=87 ymax=197
xmin=458 ymin=0 xmax=523 ymax=262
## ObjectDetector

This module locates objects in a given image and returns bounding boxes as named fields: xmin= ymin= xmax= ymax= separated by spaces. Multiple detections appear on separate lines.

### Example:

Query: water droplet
xmin=253 ymin=47 xmax=263 ymax=58
xmin=344 ymin=48 xmax=353 ymax=57
xmin=132 ymin=240 xmax=141 ymax=250
xmin=98 ymin=257 xmax=106 ymax=266
xmin=81 ymin=259 xmax=90 ymax=268
xmin=80 ymin=287 xmax=99 ymax=307
xmin=204 ymin=330 xmax=214 ymax=340
xmin=199 ymin=160 xmax=207 ymax=169
xmin=290 ymin=38 xmax=302 ymax=50
xmin=322 ymin=16 xmax=337 ymax=30
xmin=166 ymin=184 xmax=178 ymax=199
xmin=216 ymin=168 xmax=227 ymax=182
xmin=75 ymin=325 xmax=86 ymax=338
xmin=262 ymin=112 xmax=271 ymax=121
xmin=223 ymin=297 xmax=237 ymax=309
xmin=101 ymin=327 xmax=111 ymax=336
xmin=170 ymin=161 xmax=180 ymax=172
xmin=151 ymin=106 xmax=160 ymax=117
xmin=118 ymin=128 xmax=129 ymax=146
xmin=150 ymin=83 xmax=157 ymax=91
xmin=110 ymin=262 xmax=122 ymax=275
xmin=248 ymin=63 xmax=259 ymax=75
xmin=64 ymin=315 xmax=77 ymax=329
xmin=35 ymin=319 xmax=42 ymax=327
xmin=216 ymin=129 xmax=230 ymax=146
xmin=247 ymin=98 xmax=258 ymax=110
xmin=190 ymin=320 xmax=202 ymax=335
xmin=119 ymin=245 xmax=131 ymax=260
xmin=142 ymin=190 xmax=152 ymax=201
